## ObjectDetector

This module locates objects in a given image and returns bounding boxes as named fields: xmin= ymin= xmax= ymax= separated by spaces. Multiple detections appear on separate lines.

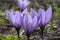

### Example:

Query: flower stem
xmin=26 ymin=34 xmax=30 ymax=40
xmin=40 ymin=27 xmax=44 ymax=40
xmin=41 ymin=30 xmax=44 ymax=40
xmin=17 ymin=30 xmax=20 ymax=40
xmin=27 ymin=35 xmax=30 ymax=40
xmin=15 ymin=27 xmax=20 ymax=40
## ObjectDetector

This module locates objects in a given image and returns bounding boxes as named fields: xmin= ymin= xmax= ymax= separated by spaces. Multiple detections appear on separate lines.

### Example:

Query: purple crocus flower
xmin=6 ymin=10 xmax=23 ymax=40
xmin=38 ymin=6 xmax=52 ymax=40
xmin=23 ymin=9 xmax=37 ymax=40
xmin=31 ymin=6 xmax=52 ymax=40
xmin=31 ymin=8 xmax=41 ymax=25
xmin=18 ymin=0 xmax=30 ymax=11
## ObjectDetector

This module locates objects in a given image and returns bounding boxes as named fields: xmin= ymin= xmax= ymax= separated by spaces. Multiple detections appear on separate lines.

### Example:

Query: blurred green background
xmin=0 ymin=0 xmax=60 ymax=40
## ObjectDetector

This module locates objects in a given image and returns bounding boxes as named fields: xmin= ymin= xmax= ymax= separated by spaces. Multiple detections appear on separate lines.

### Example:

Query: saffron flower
xmin=23 ymin=9 xmax=37 ymax=40
xmin=6 ymin=10 xmax=23 ymax=40
xmin=31 ymin=6 xmax=52 ymax=40
xmin=18 ymin=0 xmax=30 ymax=11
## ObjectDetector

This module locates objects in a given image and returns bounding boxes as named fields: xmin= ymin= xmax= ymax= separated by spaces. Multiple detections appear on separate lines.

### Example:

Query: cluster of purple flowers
xmin=6 ymin=0 xmax=52 ymax=40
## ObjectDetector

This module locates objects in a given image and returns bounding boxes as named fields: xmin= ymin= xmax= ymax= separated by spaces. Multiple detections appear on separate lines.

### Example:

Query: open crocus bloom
xmin=18 ymin=0 xmax=30 ymax=11
xmin=6 ymin=10 xmax=23 ymax=29
xmin=23 ymin=9 xmax=37 ymax=38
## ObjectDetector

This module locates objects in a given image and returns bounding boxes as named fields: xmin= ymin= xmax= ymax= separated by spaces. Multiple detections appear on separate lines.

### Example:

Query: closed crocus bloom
xmin=31 ymin=8 xmax=41 ymax=25
xmin=39 ymin=6 xmax=52 ymax=26
xmin=31 ymin=6 xmax=52 ymax=40
xmin=39 ymin=6 xmax=52 ymax=40
xmin=6 ymin=10 xmax=23 ymax=40
xmin=18 ymin=0 xmax=30 ymax=11
xmin=31 ymin=6 xmax=52 ymax=27
xmin=23 ymin=9 xmax=37 ymax=40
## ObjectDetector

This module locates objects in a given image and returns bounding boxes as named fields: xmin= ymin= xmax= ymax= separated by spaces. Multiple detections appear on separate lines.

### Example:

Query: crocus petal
xmin=37 ymin=9 xmax=41 ymax=25
xmin=28 ymin=15 xmax=32 ymax=25
xmin=6 ymin=10 xmax=15 ymax=25
xmin=14 ymin=11 xmax=22 ymax=27
xmin=26 ymin=1 xmax=30 ymax=7
xmin=23 ymin=14 xmax=28 ymax=33
xmin=20 ymin=13 xmax=24 ymax=26
xmin=22 ymin=8 xmax=29 ymax=15
xmin=18 ymin=0 xmax=30 ymax=10
xmin=39 ymin=9 xmax=46 ymax=25
xmin=25 ymin=0 xmax=28 ymax=1
xmin=23 ymin=14 xmax=32 ymax=34
xmin=6 ymin=11 xmax=11 ymax=21
xmin=45 ymin=6 xmax=52 ymax=24
xmin=32 ymin=16 xmax=37 ymax=31
xmin=31 ymin=8 xmax=37 ymax=18
xmin=27 ymin=15 xmax=32 ymax=33
xmin=23 ymin=0 xmax=30 ymax=9
xmin=32 ymin=16 xmax=37 ymax=27
xmin=18 ymin=0 xmax=23 ymax=10
xmin=38 ymin=9 xmax=41 ymax=21
xmin=22 ymin=8 xmax=29 ymax=33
